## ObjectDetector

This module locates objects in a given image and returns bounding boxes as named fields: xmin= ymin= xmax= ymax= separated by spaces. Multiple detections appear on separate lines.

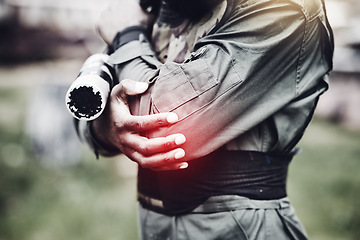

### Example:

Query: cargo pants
xmin=138 ymin=195 xmax=308 ymax=240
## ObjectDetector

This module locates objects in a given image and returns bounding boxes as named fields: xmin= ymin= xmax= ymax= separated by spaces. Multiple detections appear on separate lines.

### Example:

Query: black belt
xmin=138 ymin=149 xmax=294 ymax=215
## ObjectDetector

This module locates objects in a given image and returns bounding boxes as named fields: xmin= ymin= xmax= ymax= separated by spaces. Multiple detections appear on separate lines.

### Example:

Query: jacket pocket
xmin=151 ymin=58 xmax=218 ymax=118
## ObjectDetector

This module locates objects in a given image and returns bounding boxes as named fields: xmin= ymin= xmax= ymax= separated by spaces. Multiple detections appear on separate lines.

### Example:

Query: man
xmin=77 ymin=0 xmax=334 ymax=238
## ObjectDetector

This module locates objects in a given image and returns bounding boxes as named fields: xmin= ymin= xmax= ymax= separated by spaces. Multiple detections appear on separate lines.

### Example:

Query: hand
xmin=96 ymin=0 xmax=156 ymax=45
xmin=92 ymin=79 xmax=188 ymax=171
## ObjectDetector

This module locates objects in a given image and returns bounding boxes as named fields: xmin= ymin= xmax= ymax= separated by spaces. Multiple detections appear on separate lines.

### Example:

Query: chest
xmin=151 ymin=0 xmax=227 ymax=63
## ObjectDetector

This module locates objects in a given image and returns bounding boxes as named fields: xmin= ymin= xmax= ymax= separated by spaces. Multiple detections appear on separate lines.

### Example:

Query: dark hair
xmin=165 ymin=0 xmax=223 ymax=21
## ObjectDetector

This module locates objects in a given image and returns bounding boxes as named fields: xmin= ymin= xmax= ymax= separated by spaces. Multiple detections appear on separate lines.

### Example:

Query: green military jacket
xmin=109 ymin=0 xmax=334 ymax=161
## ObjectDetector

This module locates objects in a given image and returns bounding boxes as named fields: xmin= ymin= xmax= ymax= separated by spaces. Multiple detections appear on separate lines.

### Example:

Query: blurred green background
xmin=1 ymin=85 xmax=360 ymax=240
xmin=1 ymin=0 xmax=360 ymax=239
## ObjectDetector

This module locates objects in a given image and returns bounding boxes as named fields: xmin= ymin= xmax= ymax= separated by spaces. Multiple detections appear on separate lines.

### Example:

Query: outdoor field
xmin=0 ymin=63 xmax=359 ymax=240
xmin=0 ymin=0 xmax=359 ymax=239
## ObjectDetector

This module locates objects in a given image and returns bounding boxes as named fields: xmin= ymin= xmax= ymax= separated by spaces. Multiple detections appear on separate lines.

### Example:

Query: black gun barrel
xmin=65 ymin=54 xmax=116 ymax=121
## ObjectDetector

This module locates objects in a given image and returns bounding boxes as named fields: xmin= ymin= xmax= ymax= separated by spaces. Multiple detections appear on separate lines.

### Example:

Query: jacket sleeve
xmin=109 ymin=1 xmax=333 ymax=161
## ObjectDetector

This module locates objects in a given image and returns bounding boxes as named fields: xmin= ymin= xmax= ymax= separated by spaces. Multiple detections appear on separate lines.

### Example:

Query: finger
xmin=126 ymin=147 xmax=186 ymax=169
xmin=120 ymin=79 xmax=149 ymax=95
xmin=133 ymin=134 xmax=186 ymax=156
xmin=123 ymin=112 xmax=179 ymax=132
xmin=151 ymin=162 xmax=189 ymax=171
xmin=110 ymin=81 xmax=149 ymax=111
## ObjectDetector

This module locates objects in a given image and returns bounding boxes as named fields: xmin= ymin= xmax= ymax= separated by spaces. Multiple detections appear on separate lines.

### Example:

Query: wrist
xmin=87 ymin=120 xmax=120 ymax=158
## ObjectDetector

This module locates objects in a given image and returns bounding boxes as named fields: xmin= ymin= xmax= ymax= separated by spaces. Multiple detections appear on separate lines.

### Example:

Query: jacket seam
xmin=291 ymin=0 xmax=322 ymax=21
xmin=295 ymin=16 xmax=307 ymax=97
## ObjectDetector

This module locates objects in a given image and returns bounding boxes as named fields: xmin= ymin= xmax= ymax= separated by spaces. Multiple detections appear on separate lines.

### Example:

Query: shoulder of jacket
xmin=287 ymin=0 xmax=324 ymax=20
xmin=229 ymin=0 xmax=324 ymax=20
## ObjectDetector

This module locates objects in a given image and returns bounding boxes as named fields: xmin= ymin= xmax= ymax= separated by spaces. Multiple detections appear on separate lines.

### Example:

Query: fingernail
xmin=174 ymin=149 xmax=185 ymax=159
xmin=175 ymin=135 xmax=186 ymax=145
xmin=179 ymin=162 xmax=188 ymax=169
xmin=167 ymin=113 xmax=179 ymax=123
xmin=135 ymin=82 xmax=149 ymax=92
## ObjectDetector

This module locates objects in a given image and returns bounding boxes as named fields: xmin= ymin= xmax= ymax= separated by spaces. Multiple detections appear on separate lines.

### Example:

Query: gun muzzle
xmin=65 ymin=53 xmax=117 ymax=121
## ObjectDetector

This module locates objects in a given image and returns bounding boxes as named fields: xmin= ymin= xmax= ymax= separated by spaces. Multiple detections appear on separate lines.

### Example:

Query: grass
xmin=0 ymin=84 xmax=139 ymax=240
xmin=0 ymin=72 xmax=360 ymax=240
xmin=288 ymin=119 xmax=360 ymax=240
xmin=0 ymin=156 xmax=139 ymax=240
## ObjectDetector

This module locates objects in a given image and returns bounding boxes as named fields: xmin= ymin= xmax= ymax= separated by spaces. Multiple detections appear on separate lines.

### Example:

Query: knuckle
xmin=164 ymin=141 xmax=173 ymax=149
xmin=112 ymin=116 xmax=127 ymax=129
xmin=133 ymin=120 xmax=145 ymax=130
xmin=113 ymin=122 xmax=126 ymax=136
xmin=163 ymin=155 xmax=171 ymax=163
xmin=117 ymin=136 xmax=126 ymax=148
xmin=138 ymin=143 xmax=151 ymax=155
xmin=156 ymin=117 xmax=165 ymax=126
xmin=113 ymin=121 xmax=123 ymax=130
xmin=138 ymin=159 xmax=152 ymax=169
xmin=119 ymin=119 xmax=134 ymax=130
xmin=111 ymin=84 xmax=124 ymax=96
xmin=124 ymin=118 xmax=144 ymax=130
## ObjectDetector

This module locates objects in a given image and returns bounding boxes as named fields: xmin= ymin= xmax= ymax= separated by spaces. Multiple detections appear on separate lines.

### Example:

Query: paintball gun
xmin=65 ymin=0 xmax=161 ymax=121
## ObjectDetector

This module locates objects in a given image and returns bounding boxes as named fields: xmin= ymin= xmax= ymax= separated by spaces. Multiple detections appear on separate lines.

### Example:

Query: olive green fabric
xmin=151 ymin=0 xmax=227 ymax=63
xmin=106 ymin=0 xmax=333 ymax=238
xmin=110 ymin=0 xmax=333 ymax=160
xmin=138 ymin=196 xmax=308 ymax=240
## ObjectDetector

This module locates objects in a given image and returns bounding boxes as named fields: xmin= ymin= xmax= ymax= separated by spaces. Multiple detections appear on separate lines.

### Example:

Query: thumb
xmin=120 ymin=79 xmax=149 ymax=95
